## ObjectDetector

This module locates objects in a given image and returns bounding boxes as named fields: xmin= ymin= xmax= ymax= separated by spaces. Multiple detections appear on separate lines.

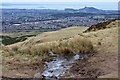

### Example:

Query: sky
xmin=1 ymin=0 xmax=120 ymax=3
xmin=1 ymin=0 xmax=119 ymax=10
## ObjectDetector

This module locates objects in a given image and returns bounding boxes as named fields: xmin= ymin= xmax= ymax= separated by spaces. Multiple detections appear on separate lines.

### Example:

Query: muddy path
xmin=34 ymin=52 xmax=81 ymax=79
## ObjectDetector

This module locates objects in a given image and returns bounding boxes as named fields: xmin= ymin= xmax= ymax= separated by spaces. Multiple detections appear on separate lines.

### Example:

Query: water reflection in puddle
xmin=34 ymin=52 xmax=80 ymax=79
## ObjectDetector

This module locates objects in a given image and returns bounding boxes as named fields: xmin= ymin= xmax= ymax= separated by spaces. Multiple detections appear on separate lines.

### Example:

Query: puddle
xmin=34 ymin=52 xmax=80 ymax=79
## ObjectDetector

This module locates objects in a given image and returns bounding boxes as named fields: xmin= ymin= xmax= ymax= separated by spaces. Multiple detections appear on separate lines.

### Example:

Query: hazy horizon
xmin=1 ymin=2 xmax=118 ymax=10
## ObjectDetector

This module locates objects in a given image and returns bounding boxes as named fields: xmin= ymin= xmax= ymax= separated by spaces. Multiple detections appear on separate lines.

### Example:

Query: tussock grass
xmin=6 ymin=36 xmax=93 ymax=58
xmin=51 ymin=37 xmax=93 ymax=56
xmin=11 ymin=46 xmax=19 ymax=52
xmin=21 ymin=26 xmax=88 ymax=46
xmin=19 ymin=37 xmax=94 ymax=56
xmin=3 ymin=26 xmax=93 ymax=61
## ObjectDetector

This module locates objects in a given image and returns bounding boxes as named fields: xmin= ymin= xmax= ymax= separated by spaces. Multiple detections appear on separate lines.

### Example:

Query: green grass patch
xmin=1 ymin=35 xmax=36 ymax=45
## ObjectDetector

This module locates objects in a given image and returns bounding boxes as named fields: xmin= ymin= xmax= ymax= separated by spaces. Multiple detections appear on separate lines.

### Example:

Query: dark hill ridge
xmin=83 ymin=19 xmax=118 ymax=33
xmin=79 ymin=7 xmax=103 ymax=12
xmin=65 ymin=7 xmax=118 ymax=14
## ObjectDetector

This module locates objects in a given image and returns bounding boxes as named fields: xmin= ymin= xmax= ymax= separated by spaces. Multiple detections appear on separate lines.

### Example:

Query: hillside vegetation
xmin=67 ymin=20 xmax=118 ymax=78
xmin=8 ymin=26 xmax=88 ymax=47
xmin=1 ymin=32 xmax=41 ymax=45
xmin=84 ymin=19 xmax=117 ymax=32
xmin=2 ymin=19 xmax=119 ymax=78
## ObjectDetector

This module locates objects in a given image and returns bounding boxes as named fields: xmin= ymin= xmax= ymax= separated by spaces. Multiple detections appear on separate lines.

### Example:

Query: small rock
xmin=48 ymin=52 xmax=57 ymax=57
xmin=48 ymin=70 xmax=53 ymax=73
xmin=73 ymin=54 xmax=80 ymax=60
xmin=34 ymin=73 xmax=42 ymax=78
xmin=50 ymin=76 xmax=58 ymax=79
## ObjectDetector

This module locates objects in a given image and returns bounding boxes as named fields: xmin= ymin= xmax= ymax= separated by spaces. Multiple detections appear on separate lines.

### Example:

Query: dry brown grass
xmin=18 ymin=37 xmax=94 ymax=57
xmin=83 ymin=19 xmax=118 ymax=33
xmin=2 ymin=20 xmax=119 ymax=78
xmin=5 ymin=36 xmax=93 ymax=57
xmin=2 ymin=26 xmax=93 ymax=78
xmin=1 ymin=26 xmax=92 ymax=56
xmin=11 ymin=26 xmax=88 ymax=47
xmin=52 ymin=37 xmax=93 ymax=56
xmin=2 ymin=36 xmax=93 ymax=60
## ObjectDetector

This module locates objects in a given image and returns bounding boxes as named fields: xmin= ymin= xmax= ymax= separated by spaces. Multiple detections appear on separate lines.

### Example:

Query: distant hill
xmin=65 ymin=7 xmax=118 ymax=14
xmin=79 ymin=7 xmax=104 ymax=13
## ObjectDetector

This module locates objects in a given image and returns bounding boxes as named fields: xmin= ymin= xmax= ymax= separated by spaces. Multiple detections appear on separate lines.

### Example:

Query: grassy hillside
xmin=2 ymin=20 xmax=119 ymax=78
xmin=84 ymin=19 xmax=117 ymax=32
xmin=3 ymin=26 xmax=92 ymax=60
xmin=8 ymin=26 xmax=88 ymax=47
xmin=1 ymin=32 xmax=41 ymax=45
xmin=67 ymin=20 xmax=118 ymax=78
xmin=2 ymin=26 xmax=91 ymax=78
